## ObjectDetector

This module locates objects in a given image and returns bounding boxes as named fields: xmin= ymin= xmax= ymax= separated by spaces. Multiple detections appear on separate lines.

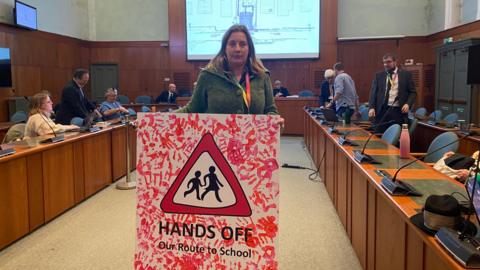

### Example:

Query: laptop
xmin=321 ymin=108 xmax=339 ymax=122
xmin=71 ymin=113 xmax=98 ymax=132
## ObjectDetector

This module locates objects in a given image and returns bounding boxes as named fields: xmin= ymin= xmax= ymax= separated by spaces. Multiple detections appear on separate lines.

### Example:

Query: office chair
xmin=414 ymin=107 xmax=427 ymax=119
xmin=443 ymin=113 xmax=459 ymax=125
xmin=412 ymin=132 xmax=459 ymax=163
xmin=428 ymin=110 xmax=442 ymax=122
xmin=298 ymin=90 xmax=314 ymax=97
xmin=2 ymin=123 xmax=26 ymax=143
xmin=128 ymin=108 xmax=137 ymax=116
xmin=359 ymin=107 xmax=370 ymax=121
xmin=135 ymin=95 xmax=153 ymax=104
xmin=408 ymin=118 xmax=418 ymax=136
xmin=141 ymin=106 xmax=151 ymax=112
xmin=70 ymin=117 xmax=84 ymax=126
xmin=381 ymin=124 xmax=401 ymax=145
xmin=11 ymin=111 xmax=28 ymax=123
xmin=117 ymin=95 xmax=130 ymax=105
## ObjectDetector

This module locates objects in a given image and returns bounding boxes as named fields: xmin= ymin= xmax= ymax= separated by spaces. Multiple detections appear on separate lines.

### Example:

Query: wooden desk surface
xmin=123 ymin=103 xmax=178 ymax=112
xmin=304 ymin=110 xmax=469 ymax=270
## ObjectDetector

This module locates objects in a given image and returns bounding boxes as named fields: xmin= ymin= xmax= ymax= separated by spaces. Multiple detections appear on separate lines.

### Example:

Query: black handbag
xmin=444 ymin=153 xmax=475 ymax=170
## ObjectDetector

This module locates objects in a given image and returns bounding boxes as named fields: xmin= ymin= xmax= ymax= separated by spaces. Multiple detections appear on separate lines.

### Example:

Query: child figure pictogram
xmin=183 ymin=171 xmax=203 ymax=200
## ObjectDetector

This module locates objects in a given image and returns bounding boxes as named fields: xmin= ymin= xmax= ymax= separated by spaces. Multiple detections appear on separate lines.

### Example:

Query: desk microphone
xmin=0 ymin=146 xmax=15 ymax=157
xmin=339 ymin=120 xmax=395 ymax=146
xmin=39 ymin=112 xmax=65 ymax=143
xmin=328 ymin=119 xmax=343 ymax=135
xmin=353 ymin=97 xmax=399 ymax=164
xmin=380 ymin=133 xmax=470 ymax=196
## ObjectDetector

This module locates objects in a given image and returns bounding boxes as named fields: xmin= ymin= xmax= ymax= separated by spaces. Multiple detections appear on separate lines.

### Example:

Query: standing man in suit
xmin=368 ymin=53 xmax=416 ymax=132
xmin=55 ymin=69 xmax=100 ymax=125
xmin=156 ymin=83 xmax=178 ymax=103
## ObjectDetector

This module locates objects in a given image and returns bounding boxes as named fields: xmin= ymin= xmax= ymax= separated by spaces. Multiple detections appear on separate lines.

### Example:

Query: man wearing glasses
xmin=55 ymin=69 xmax=101 ymax=124
xmin=368 ymin=53 xmax=417 ymax=132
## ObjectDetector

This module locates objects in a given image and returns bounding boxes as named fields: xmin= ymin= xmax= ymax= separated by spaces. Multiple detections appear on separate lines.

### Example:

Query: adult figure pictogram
xmin=201 ymin=166 xmax=224 ymax=202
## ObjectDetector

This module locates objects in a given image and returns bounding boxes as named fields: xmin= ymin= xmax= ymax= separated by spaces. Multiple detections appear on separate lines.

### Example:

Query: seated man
xmin=156 ymin=83 xmax=178 ymax=103
xmin=272 ymin=80 xmax=290 ymax=97
xmin=100 ymin=88 xmax=129 ymax=121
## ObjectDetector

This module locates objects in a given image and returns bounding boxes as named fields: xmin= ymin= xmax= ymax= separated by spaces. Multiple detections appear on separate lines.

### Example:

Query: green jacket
xmin=177 ymin=66 xmax=278 ymax=114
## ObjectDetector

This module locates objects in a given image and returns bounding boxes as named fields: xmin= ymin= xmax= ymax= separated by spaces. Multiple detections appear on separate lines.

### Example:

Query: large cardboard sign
xmin=135 ymin=113 xmax=280 ymax=269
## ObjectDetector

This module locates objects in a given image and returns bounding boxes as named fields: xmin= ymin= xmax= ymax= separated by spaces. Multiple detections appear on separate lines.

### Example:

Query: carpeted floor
xmin=0 ymin=136 xmax=361 ymax=270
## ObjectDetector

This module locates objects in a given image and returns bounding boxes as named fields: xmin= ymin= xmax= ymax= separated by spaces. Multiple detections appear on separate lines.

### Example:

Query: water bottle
xmin=399 ymin=124 xmax=410 ymax=159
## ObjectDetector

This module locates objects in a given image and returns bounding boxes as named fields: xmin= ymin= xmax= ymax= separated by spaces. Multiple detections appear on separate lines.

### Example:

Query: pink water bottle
xmin=399 ymin=124 xmax=410 ymax=159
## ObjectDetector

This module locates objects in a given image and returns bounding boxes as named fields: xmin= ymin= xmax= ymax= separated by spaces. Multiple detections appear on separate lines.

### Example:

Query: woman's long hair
xmin=28 ymin=92 xmax=50 ymax=116
xmin=207 ymin=24 xmax=266 ymax=75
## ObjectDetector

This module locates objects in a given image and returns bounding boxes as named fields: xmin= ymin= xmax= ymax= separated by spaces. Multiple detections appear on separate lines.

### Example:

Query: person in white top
xmin=24 ymin=92 xmax=79 ymax=139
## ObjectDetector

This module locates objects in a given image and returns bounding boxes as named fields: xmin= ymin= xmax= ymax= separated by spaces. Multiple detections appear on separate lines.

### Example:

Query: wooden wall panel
xmin=14 ymin=66 xmax=42 ymax=97
xmin=26 ymin=153 xmax=45 ymax=231
xmin=337 ymin=20 xmax=480 ymax=104
xmin=73 ymin=141 xmax=85 ymax=204
xmin=112 ymin=127 xmax=127 ymax=181
xmin=351 ymin=167 xmax=368 ymax=270
xmin=89 ymin=44 xmax=170 ymax=100
xmin=375 ymin=194 xmax=406 ymax=270
xmin=325 ymin=139 xmax=336 ymax=201
xmin=336 ymin=153 xmax=348 ymax=229
xmin=42 ymin=144 xmax=75 ymax=222
xmin=406 ymin=226 xmax=424 ymax=270
xmin=0 ymin=23 xmax=88 ymax=122
xmin=425 ymin=244 xmax=451 ymax=270
xmin=0 ymin=157 xmax=29 ymax=250
xmin=83 ymin=132 xmax=112 ymax=197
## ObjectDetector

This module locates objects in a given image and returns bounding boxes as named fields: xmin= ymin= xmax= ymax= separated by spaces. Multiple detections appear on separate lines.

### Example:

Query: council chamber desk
xmin=176 ymin=96 xmax=319 ymax=135
xmin=412 ymin=121 xmax=480 ymax=156
xmin=123 ymin=103 xmax=178 ymax=112
xmin=304 ymin=110 xmax=470 ymax=270
xmin=0 ymin=123 xmax=136 ymax=250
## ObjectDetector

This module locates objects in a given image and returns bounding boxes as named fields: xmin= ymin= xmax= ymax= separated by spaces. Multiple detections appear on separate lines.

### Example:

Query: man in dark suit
xmin=55 ymin=69 xmax=100 ymax=124
xmin=155 ymin=83 xmax=178 ymax=103
xmin=368 ymin=53 xmax=416 ymax=132
xmin=272 ymin=80 xmax=290 ymax=97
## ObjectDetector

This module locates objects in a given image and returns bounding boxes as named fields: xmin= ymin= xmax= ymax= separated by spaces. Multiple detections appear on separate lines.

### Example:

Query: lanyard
xmin=240 ymin=74 xmax=251 ymax=109
xmin=387 ymin=73 xmax=397 ymax=89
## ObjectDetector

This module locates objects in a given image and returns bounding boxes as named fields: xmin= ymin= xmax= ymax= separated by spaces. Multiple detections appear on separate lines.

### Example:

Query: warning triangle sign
xmin=160 ymin=133 xmax=252 ymax=217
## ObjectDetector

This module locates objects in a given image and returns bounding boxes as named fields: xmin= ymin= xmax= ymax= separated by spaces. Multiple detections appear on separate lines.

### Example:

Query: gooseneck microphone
xmin=353 ymin=96 xmax=400 ymax=164
xmin=38 ymin=111 xmax=65 ymax=143
xmin=380 ymin=133 xmax=470 ymax=196
xmin=328 ymin=119 xmax=343 ymax=135
xmin=339 ymin=120 xmax=395 ymax=146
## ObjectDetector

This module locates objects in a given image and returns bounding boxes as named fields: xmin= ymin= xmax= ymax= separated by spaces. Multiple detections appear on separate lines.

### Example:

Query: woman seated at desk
xmin=100 ymin=88 xmax=129 ymax=121
xmin=24 ymin=92 xmax=78 ymax=139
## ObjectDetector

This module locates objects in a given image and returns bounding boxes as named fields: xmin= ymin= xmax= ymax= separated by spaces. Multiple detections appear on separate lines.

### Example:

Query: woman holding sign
xmin=177 ymin=24 xmax=279 ymax=115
